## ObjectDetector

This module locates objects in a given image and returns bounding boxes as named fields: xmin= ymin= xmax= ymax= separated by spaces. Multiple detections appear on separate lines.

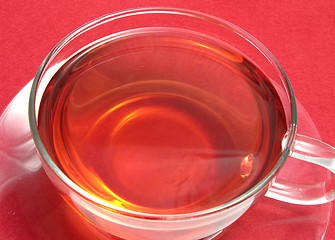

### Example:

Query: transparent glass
xmin=27 ymin=7 xmax=335 ymax=240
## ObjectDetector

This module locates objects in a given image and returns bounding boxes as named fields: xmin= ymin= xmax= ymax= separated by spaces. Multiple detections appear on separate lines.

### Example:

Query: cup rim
xmin=28 ymin=7 xmax=297 ymax=220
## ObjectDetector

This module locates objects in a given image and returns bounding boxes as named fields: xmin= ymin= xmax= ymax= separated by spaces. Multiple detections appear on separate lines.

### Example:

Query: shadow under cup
xmin=28 ymin=8 xmax=297 ymax=240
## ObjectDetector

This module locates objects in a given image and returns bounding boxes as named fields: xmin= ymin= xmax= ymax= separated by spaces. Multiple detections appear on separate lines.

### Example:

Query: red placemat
xmin=1 ymin=1 xmax=335 ymax=239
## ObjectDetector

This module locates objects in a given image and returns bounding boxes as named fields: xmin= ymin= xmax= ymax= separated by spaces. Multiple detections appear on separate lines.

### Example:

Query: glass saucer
xmin=0 ymin=81 xmax=331 ymax=240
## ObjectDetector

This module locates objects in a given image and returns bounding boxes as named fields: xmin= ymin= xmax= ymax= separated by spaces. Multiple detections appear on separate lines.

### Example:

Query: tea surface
xmin=38 ymin=28 xmax=287 ymax=214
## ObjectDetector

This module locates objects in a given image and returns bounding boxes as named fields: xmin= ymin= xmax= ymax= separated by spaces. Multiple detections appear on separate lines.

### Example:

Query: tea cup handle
xmin=265 ymin=134 xmax=335 ymax=205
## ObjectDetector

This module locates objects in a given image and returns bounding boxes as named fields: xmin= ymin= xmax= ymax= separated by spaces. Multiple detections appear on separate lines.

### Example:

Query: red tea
xmin=38 ymin=28 xmax=287 ymax=214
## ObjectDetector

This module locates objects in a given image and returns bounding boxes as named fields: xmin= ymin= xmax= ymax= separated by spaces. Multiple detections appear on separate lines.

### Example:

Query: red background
xmin=1 ymin=1 xmax=334 ymax=239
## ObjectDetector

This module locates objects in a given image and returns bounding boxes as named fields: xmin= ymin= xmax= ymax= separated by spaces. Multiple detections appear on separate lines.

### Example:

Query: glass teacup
xmin=28 ymin=7 xmax=335 ymax=240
